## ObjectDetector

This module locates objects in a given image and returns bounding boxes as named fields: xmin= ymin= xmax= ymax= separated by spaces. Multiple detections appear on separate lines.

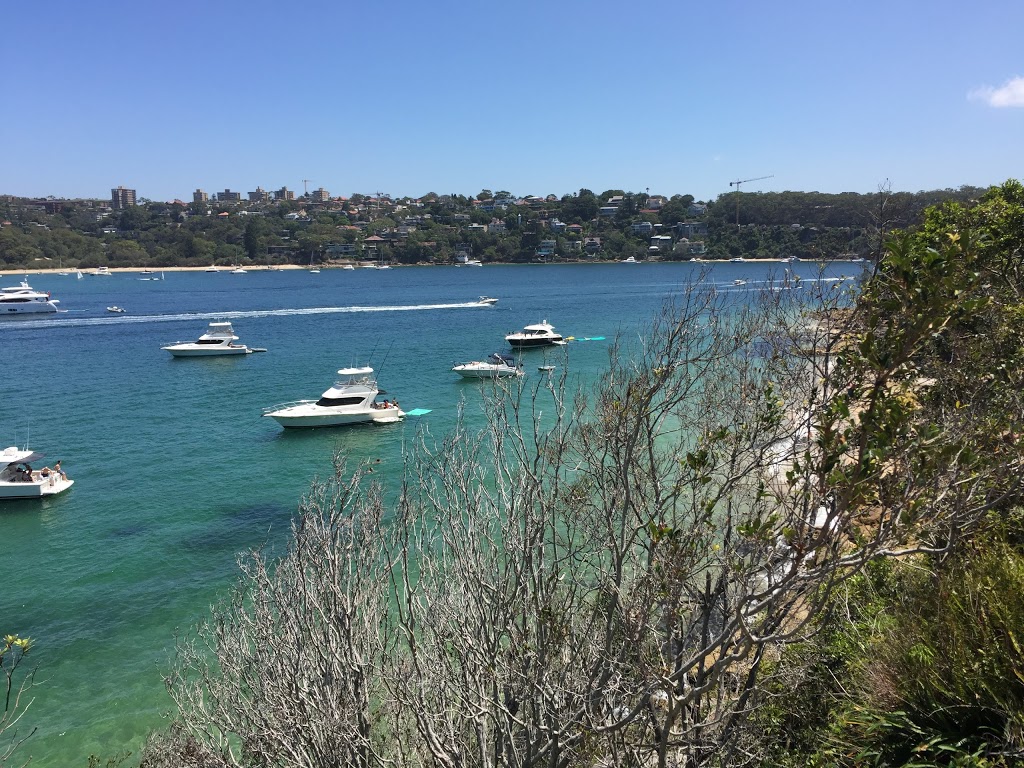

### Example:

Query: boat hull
xmin=164 ymin=345 xmax=250 ymax=357
xmin=506 ymin=337 xmax=563 ymax=349
xmin=2 ymin=303 xmax=59 ymax=314
xmin=265 ymin=404 xmax=404 ymax=428
xmin=0 ymin=478 xmax=74 ymax=500
xmin=453 ymin=366 xmax=521 ymax=379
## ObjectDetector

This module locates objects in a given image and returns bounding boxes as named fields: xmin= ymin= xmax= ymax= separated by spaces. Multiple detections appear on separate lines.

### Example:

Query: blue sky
xmin=4 ymin=0 xmax=1022 ymax=203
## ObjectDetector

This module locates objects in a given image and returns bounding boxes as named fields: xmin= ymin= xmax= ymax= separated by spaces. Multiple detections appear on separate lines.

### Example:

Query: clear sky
xmin=3 ymin=0 xmax=1022 ymax=204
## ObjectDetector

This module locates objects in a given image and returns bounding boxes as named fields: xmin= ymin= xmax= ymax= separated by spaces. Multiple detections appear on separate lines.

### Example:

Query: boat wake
xmin=5 ymin=301 xmax=492 ymax=330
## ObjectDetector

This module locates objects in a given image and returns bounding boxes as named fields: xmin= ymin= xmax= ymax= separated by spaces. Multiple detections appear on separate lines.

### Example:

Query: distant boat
xmin=477 ymin=296 xmax=499 ymax=305
xmin=206 ymin=266 xmax=220 ymax=273
xmin=106 ymin=306 xmax=126 ymax=313
xmin=231 ymin=266 xmax=247 ymax=274
xmin=621 ymin=256 xmax=639 ymax=264
xmin=162 ymin=321 xmax=260 ymax=357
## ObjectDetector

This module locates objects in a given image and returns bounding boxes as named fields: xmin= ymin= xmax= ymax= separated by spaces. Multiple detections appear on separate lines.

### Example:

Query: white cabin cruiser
xmin=162 ymin=322 xmax=255 ymax=357
xmin=452 ymin=352 xmax=522 ymax=379
xmin=505 ymin=320 xmax=564 ymax=349
xmin=263 ymin=367 xmax=404 ymax=428
xmin=0 ymin=278 xmax=60 ymax=315
xmin=0 ymin=446 xmax=73 ymax=500
xmin=477 ymin=296 xmax=499 ymax=305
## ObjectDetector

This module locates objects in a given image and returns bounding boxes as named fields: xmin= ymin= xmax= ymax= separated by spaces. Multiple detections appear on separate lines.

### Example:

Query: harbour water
xmin=0 ymin=261 xmax=856 ymax=765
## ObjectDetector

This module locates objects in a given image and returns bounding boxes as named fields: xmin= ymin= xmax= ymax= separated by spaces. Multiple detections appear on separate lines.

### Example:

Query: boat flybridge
xmin=505 ymin=320 xmax=565 ymax=349
xmin=0 ymin=278 xmax=60 ymax=315
xmin=452 ymin=352 xmax=522 ymax=379
xmin=162 ymin=322 xmax=261 ymax=357
xmin=0 ymin=446 xmax=74 ymax=500
xmin=263 ymin=367 xmax=404 ymax=428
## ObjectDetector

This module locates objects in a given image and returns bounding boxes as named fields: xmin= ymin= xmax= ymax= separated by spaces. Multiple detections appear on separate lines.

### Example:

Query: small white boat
xmin=1 ymin=278 xmax=60 ymax=315
xmin=733 ymin=279 xmax=747 ymax=286
xmin=205 ymin=266 xmax=221 ymax=273
xmin=106 ymin=305 xmax=126 ymax=313
xmin=0 ymin=446 xmax=73 ymax=500
xmin=452 ymin=352 xmax=522 ymax=379
xmin=162 ymin=322 xmax=257 ymax=357
xmin=231 ymin=267 xmax=247 ymax=274
xmin=506 ymin=320 xmax=564 ymax=349
xmin=263 ymin=367 xmax=403 ymax=428
xmin=621 ymin=256 xmax=639 ymax=263
xmin=342 ymin=264 xmax=356 ymax=270
xmin=93 ymin=266 xmax=112 ymax=276
xmin=477 ymin=296 xmax=499 ymax=305
xmin=309 ymin=268 xmax=320 ymax=274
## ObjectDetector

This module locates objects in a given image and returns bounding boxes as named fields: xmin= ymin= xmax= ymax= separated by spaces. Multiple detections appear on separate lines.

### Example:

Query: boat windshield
xmin=315 ymin=395 xmax=368 ymax=407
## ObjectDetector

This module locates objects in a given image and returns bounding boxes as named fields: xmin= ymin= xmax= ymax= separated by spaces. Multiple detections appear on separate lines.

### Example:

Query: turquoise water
xmin=0 ymin=261 xmax=855 ymax=765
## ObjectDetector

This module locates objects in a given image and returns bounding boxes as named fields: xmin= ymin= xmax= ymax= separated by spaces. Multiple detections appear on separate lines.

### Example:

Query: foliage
xmin=1 ymin=633 xmax=36 ymax=766
xmin=0 ymin=184 xmax=1001 ymax=269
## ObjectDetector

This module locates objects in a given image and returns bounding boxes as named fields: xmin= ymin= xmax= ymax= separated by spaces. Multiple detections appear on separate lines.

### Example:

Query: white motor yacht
xmin=0 ymin=446 xmax=73 ymax=500
xmin=93 ymin=266 xmax=112 ymax=276
xmin=263 ymin=367 xmax=404 ymax=428
xmin=477 ymin=296 xmax=499 ymax=305
xmin=0 ymin=278 xmax=60 ymax=315
xmin=505 ymin=320 xmax=564 ymax=349
xmin=452 ymin=352 xmax=522 ymax=379
xmin=162 ymin=322 xmax=256 ymax=357
xmin=106 ymin=305 xmax=127 ymax=313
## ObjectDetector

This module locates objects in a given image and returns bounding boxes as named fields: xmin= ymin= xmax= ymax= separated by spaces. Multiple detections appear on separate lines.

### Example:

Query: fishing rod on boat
xmin=376 ymin=339 xmax=396 ymax=378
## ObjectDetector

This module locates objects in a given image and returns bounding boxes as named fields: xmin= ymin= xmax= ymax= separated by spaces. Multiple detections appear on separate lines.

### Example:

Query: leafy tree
xmin=243 ymin=219 xmax=264 ymax=260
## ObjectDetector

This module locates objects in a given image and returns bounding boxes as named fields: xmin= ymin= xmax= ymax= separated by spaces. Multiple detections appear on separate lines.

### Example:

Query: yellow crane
xmin=728 ymin=175 xmax=773 ymax=228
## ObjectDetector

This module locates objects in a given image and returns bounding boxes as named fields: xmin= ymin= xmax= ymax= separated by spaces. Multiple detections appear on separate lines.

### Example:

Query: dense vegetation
xmin=0 ymin=185 xmax=987 ymax=271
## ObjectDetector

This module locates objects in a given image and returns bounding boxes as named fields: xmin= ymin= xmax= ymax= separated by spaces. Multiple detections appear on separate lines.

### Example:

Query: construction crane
xmin=728 ymin=175 xmax=774 ymax=228
xmin=302 ymin=179 xmax=312 ymax=196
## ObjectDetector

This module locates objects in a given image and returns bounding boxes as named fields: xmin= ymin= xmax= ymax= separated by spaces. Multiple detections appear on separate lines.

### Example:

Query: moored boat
xmin=263 ymin=367 xmax=403 ymax=428
xmin=505 ymin=320 xmax=564 ymax=349
xmin=452 ymin=352 xmax=522 ymax=379
xmin=0 ymin=446 xmax=73 ymax=500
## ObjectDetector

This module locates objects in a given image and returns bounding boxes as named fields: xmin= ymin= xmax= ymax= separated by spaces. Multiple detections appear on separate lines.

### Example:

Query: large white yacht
xmin=505 ymin=320 xmax=564 ymax=349
xmin=0 ymin=278 xmax=60 ymax=315
xmin=162 ymin=322 xmax=255 ymax=357
xmin=452 ymin=352 xmax=522 ymax=379
xmin=0 ymin=446 xmax=74 ymax=500
xmin=263 ymin=367 xmax=404 ymax=428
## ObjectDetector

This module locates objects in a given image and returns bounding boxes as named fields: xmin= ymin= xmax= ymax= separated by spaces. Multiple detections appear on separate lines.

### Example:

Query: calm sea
xmin=0 ymin=260 xmax=856 ymax=765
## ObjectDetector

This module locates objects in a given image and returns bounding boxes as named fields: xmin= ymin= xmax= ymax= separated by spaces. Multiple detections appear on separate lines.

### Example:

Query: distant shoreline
xmin=1 ymin=258 xmax=838 ymax=277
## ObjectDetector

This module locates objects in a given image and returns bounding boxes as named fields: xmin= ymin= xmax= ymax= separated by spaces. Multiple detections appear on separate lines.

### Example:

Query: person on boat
xmin=54 ymin=460 xmax=66 ymax=480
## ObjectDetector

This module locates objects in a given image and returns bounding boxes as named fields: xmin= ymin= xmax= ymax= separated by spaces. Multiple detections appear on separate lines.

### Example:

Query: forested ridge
xmin=0 ymin=185 xmax=988 ymax=270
